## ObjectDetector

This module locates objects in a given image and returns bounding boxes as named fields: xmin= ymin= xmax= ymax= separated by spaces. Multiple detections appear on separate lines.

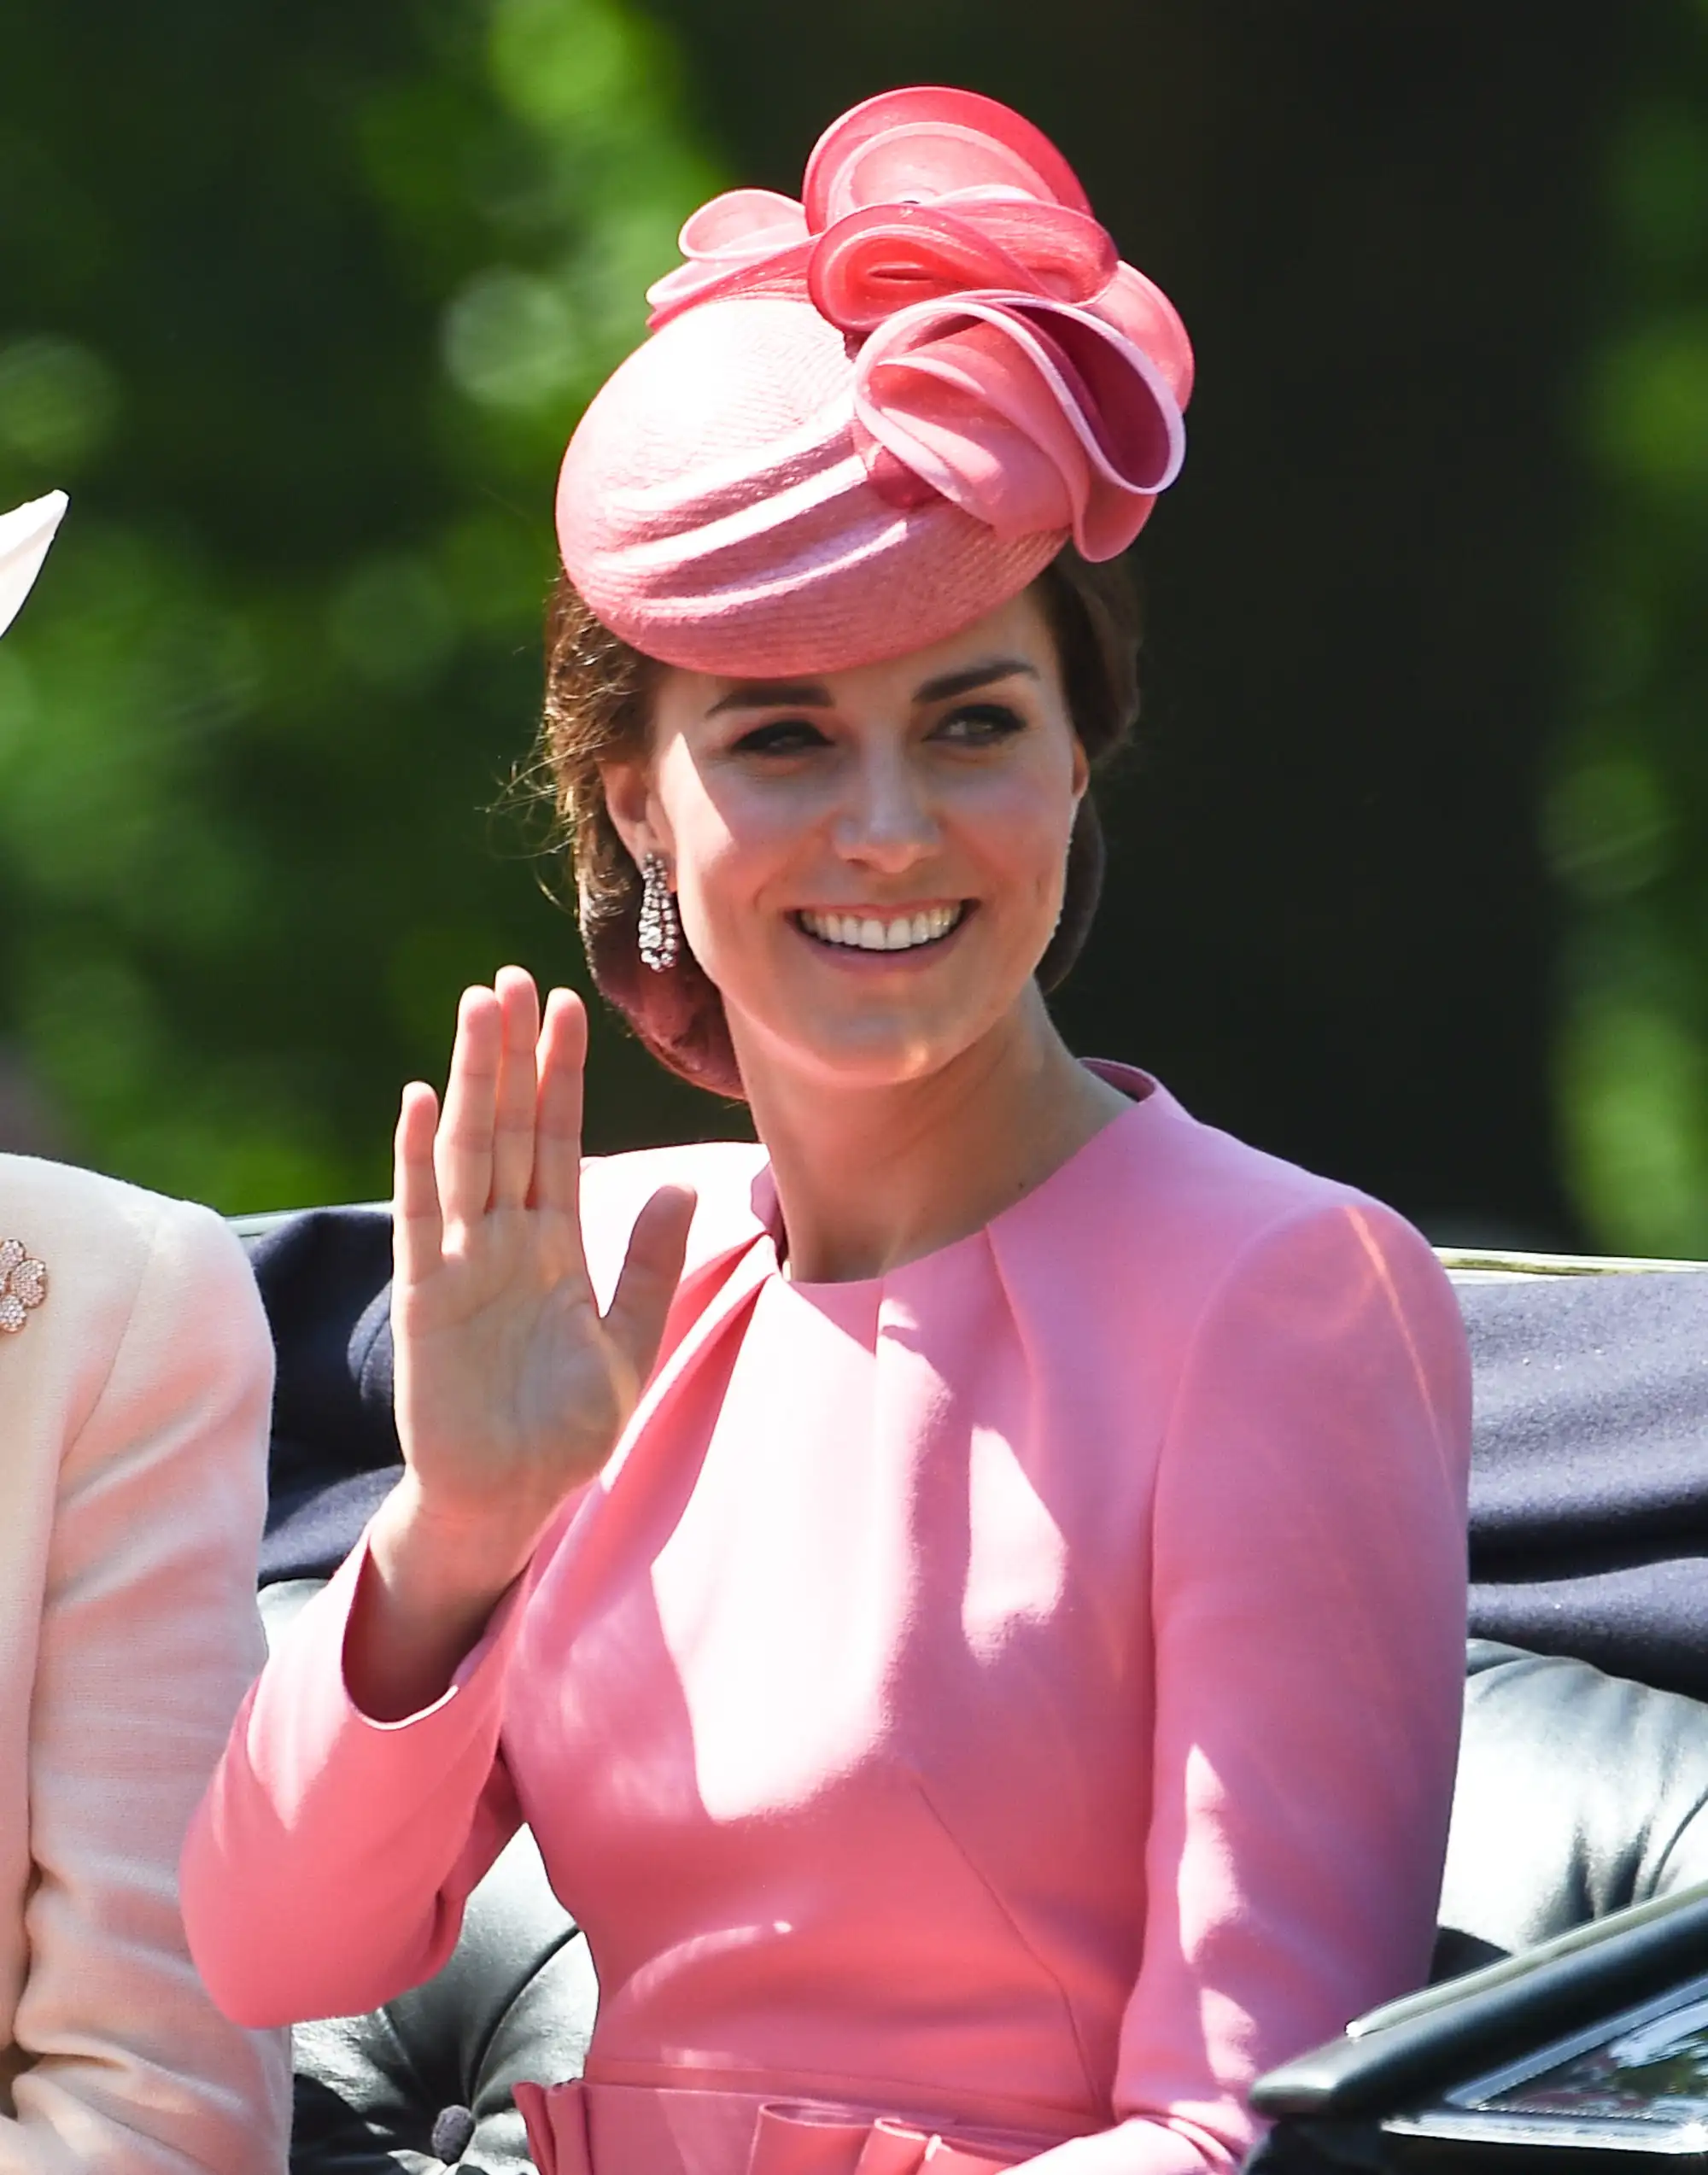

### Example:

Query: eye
xmin=933 ymin=703 xmax=1026 ymax=746
xmin=730 ymin=717 xmax=833 ymax=756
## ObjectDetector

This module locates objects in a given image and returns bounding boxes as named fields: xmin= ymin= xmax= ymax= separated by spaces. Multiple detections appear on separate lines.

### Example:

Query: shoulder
xmin=1002 ymin=1086 xmax=1471 ymax=1529
xmin=4 ymin=1149 xmax=184 ymax=1250
xmin=1141 ymin=1093 xmax=1457 ymax=1344
xmin=1038 ymin=1067 xmax=1442 ymax=1283
xmin=1101 ymin=1064 xmax=1396 ymax=1222
xmin=1002 ymin=1071 xmax=1465 ymax=1401
xmin=1123 ymin=1087 xmax=1469 ymax=1463
xmin=3 ymin=1150 xmax=253 ymax=1292
xmin=0 ymin=1153 xmax=266 ymax=1397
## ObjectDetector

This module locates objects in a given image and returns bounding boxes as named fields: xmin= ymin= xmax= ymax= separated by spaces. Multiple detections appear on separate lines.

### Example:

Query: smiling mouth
xmin=794 ymin=903 xmax=968 ymax=954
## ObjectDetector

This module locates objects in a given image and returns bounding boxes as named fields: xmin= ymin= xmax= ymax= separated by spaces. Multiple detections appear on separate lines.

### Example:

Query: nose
xmin=831 ymin=741 xmax=939 ymax=873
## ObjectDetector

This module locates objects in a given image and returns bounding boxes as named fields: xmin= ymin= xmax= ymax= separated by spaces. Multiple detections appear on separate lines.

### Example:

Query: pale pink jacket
xmin=185 ymin=1075 xmax=1471 ymax=2175
xmin=0 ymin=1157 xmax=289 ymax=2175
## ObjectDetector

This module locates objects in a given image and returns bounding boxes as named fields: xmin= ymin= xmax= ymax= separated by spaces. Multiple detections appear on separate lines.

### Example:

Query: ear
xmin=1069 ymin=733 xmax=1091 ymax=804
xmin=599 ymin=756 xmax=674 ymax=874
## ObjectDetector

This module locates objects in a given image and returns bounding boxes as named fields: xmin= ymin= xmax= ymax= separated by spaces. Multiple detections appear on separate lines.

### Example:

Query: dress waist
xmin=514 ymin=2077 xmax=1072 ymax=2175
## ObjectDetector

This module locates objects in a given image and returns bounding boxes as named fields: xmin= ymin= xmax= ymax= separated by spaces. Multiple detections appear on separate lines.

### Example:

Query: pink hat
xmin=555 ymin=88 xmax=1192 ymax=676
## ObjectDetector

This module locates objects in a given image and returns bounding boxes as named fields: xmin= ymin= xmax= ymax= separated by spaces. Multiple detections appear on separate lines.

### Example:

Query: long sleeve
xmin=1021 ymin=1198 xmax=1471 ymax=2175
xmin=179 ymin=1138 xmax=771 ymax=2036
xmin=181 ymin=1536 xmax=527 ymax=2030
xmin=3 ymin=1197 xmax=290 ymax=2175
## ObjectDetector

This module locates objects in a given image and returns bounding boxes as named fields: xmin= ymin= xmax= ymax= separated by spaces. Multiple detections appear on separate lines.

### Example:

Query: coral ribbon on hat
xmin=645 ymin=88 xmax=1191 ymax=561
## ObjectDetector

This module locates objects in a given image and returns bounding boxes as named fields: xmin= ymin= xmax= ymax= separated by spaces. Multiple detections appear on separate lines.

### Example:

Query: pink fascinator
xmin=555 ymin=88 xmax=1192 ymax=675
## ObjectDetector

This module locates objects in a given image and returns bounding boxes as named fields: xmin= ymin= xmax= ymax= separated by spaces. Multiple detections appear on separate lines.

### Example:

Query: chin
xmin=711 ymin=930 xmax=1051 ymax=1096
xmin=731 ymin=996 xmax=1012 ymax=1097
xmin=810 ymin=1040 xmax=966 ymax=1091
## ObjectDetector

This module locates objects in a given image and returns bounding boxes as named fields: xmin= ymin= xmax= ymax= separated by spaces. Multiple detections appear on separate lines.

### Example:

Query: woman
xmin=183 ymin=90 xmax=1471 ymax=2175
xmin=0 ymin=496 xmax=289 ymax=2172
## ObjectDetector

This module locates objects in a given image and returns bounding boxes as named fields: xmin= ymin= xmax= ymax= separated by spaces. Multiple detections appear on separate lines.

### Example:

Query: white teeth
xmin=800 ymin=905 xmax=962 ymax=951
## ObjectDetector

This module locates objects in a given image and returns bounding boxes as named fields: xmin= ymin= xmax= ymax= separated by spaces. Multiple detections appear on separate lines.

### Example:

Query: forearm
xmin=184 ymin=1536 xmax=525 ymax=2027
xmin=348 ymin=1477 xmax=549 ymax=1721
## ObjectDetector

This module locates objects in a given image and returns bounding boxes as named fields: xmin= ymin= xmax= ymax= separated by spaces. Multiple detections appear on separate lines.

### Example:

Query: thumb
xmin=601 ymin=1184 xmax=697 ymax=1393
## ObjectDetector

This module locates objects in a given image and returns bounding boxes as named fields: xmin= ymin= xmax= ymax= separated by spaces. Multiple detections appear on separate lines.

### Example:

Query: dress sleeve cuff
xmin=321 ymin=1530 xmax=530 ymax=1729
xmin=243 ymin=1528 xmax=527 ymax=1819
xmin=185 ymin=1528 xmax=529 ymax=2025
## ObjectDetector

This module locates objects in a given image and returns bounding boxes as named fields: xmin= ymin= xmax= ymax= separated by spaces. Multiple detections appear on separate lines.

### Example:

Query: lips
xmin=796 ymin=903 xmax=967 ymax=952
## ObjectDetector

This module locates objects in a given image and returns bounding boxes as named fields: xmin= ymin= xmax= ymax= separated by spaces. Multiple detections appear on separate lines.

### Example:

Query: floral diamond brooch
xmin=0 ymin=1237 xmax=48 ymax=1333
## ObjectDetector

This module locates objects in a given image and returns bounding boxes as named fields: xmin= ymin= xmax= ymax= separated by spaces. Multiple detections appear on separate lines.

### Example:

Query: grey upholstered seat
xmin=1439 ymin=1640 xmax=1708 ymax=1973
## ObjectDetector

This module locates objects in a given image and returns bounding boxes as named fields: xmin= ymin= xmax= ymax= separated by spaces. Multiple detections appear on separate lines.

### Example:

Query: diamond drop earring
xmin=636 ymin=851 xmax=681 ymax=973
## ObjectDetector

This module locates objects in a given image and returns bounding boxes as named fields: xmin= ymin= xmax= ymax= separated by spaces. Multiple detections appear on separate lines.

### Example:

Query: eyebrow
xmin=704 ymin=656 xmax=1040 ymax=718
xmin=915 ymin=657 xmax=1039 ymax=705
xmin=706 ymin=680 xmax=833 ymax=717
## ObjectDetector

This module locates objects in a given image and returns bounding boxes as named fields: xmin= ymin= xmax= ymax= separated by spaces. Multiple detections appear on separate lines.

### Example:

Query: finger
xmin=490 ymin=965 xmax=541 ymax=1209
xmin=393 ymin=1081 xmax=443 ymax=1290
xmin=436 ymin=984 xmax=501 ymax=1231
xmin=602 ymin=1184 xmax=697 ymax=1394
xmin=532 ymin=987 xmax=588 ymax=1218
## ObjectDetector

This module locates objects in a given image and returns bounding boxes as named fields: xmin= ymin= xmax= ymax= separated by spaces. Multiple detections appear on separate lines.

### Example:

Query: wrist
xmin=370 ymin=1476 xmax=549 ymax=1613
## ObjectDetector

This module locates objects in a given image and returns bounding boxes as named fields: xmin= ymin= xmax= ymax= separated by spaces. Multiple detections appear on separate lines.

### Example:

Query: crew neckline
xmin=757 ymin=1059 xmax=1162 ymax=1295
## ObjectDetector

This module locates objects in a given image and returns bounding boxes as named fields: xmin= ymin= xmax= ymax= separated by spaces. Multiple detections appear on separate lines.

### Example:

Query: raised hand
xmin=350 ymin=968 xmax=694 ymax=1720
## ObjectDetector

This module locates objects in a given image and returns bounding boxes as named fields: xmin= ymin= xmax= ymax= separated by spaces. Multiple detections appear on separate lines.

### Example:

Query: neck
xmin=734 ymin=990 xmax=1133 ymax=1284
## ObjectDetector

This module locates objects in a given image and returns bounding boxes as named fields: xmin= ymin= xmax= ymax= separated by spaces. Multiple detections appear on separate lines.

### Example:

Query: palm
xmin=398 ymin=1212 xmax=623 ymax=1518
xmin=392 ymin=972 xmax=693 ymax=1545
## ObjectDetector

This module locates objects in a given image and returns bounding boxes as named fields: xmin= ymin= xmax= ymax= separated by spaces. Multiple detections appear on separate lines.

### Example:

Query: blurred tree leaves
xmin=1550 ymin=0 xmax=1708 ymax=1252
xmin=3 ymin=0 xmax=1703 ymax=1248
xmin=0 ymin=0 xmax=731 ymax=1208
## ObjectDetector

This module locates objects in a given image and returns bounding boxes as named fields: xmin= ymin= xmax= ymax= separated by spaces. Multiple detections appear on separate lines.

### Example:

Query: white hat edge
xmin=0 ymin=491 xmax=69 ymax=640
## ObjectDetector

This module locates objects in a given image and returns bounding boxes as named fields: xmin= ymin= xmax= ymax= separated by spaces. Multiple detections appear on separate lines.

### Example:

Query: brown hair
xmin=536 ymin=547 xmax=1142 ymax=1098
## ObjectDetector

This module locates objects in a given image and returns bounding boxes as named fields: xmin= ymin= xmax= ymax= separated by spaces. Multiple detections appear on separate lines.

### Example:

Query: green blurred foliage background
xmin=1 ymin=0 xmax=1706 ymax=1248
xmin=0 ymin=0 xmax=733 ymax=1212
xmin=1548 ymin=3 xmax=1708 ymax=1253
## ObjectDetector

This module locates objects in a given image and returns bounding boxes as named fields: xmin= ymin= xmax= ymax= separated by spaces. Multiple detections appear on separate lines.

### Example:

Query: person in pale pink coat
xmin=183 ymin=89 xmax=1471 ymax=2175
xmin=0 ymin=496 xmax=290 ymax=2173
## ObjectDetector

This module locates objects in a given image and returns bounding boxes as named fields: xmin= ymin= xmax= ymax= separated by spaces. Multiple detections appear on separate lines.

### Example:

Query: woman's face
xmin=603 ymin=586 xmax=1089 ymax=1095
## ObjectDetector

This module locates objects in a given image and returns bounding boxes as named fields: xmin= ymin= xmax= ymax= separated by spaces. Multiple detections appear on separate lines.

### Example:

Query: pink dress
xmin=184 ymin=1069 xmax=1471 ymax=2175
